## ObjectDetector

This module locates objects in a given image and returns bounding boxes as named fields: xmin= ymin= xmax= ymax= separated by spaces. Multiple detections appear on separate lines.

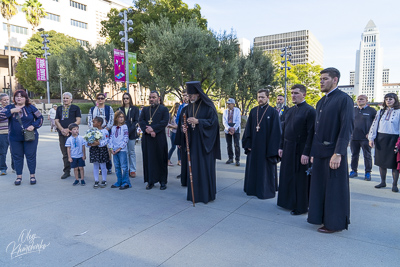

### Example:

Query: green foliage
xmin=15 ymin=31 xmax=79 ymax=96
xmin=73 ymin=103 xmax=121 ymax=114
xmin=0 ymin=0 xmax=19 ymax=20
xmin=140 ymin=17 xmax=239 ymax=102
xmin=100 ymin=0 xmax=207 ymax=53
xmin=230 ymin=48 xmax=275 ymax=115
xmin=22 ymin=0 xmax=47 ymax=31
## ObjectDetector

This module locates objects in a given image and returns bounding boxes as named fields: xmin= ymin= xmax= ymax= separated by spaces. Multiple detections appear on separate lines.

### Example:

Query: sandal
xmin=30 ymin=177 xmax=36 ymax=185
xmin=14 ymin=178 xmax=22 ymax=186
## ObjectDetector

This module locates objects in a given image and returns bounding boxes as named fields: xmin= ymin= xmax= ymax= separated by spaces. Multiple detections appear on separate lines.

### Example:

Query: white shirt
xmin=110 ymin=125 xmax=129 ymax=152
xmin=368 ymin=108 xmax=400 ymax=141
xmin=223 ymin=107 xmax=241 ymax=134
xmin=65 ymin=135 xmax=85 ymax=158
xmin=48 ymin=108 xmax=57 ymax=119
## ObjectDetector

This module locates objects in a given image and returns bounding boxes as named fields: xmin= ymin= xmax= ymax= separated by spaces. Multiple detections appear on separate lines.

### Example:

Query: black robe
xmin=308 ymin=89 xmax=354 ymax=231
xmin=277 ymin=102 xmax=316 ymax=213
xmin=175 ymin=100 xmax=221 ymax=204
xmin=242 ymin=104 xmax=281 ymax=199
xmin=139 ymin=104 xmax=169 ymax=185
xmin=176 ymin=106 xmax=188 ymax=187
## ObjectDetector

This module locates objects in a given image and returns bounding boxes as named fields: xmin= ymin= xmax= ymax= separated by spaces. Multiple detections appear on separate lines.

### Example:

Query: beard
xmin=276 ymin=103 xmax=283 ymax=109
xmin=190 ymin=96 xmax=199 ymax=103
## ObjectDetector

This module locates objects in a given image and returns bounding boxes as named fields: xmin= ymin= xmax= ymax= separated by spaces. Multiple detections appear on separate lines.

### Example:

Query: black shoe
xmin=100 ymin=181 xmax=107 ymax=188
xmin=119 ymin=184 xmax=129 ymax=190
xmin=375 ymin=183 xmax=386 ymax=188
xmin=392 ymin=185 xmax=399 ymax=192
xmin=160 ymin=183 xmax=167 ymax=190
xmin=107 ymin=169 xmax=112 ymax=175
xmin=226 ymin=159 xmax=233 ymax=164
xmin=111 ymin=185 xmax=119 ymax=188
xmin=235 ymin=161 xmax=240 ymax=166
xmin=61 ymin=172 xmax=70 ymax=179
xmin=176 ymin=174 xmax=181 ymax=179
xmin=290 ymin=210 xmax=304 ymax=215
xmin=146 ymin=183 xmax=154 ymax=190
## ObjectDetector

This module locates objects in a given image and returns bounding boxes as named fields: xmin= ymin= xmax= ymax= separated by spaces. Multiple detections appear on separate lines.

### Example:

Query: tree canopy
xmin=100 ymin=0 xmax=207 ymax=53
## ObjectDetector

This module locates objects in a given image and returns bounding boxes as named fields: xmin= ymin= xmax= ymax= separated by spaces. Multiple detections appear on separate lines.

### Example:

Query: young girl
xmin=88 ymin=117 xmax=109 ymax=189
xmin=110 ymin=110 xmax=131 ymax=190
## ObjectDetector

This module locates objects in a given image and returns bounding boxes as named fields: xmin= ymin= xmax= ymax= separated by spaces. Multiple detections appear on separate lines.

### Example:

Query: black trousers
xmin=350 ymin=139 xmax=372 ymax=173
xmin=58 ymin=135 xmax=71 ymax=174
xmin=225 ymin=132 xmax=240 ymax=162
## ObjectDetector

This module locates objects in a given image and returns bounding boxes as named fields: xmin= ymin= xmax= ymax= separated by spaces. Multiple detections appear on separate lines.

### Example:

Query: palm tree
xmin=0 ymin=0 xmax=19 ymax=93
xmin=22 ymin=0 xmax=46 ymax=33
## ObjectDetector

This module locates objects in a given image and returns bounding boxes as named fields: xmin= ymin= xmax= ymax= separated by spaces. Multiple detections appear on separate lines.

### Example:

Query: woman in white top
xmin=368 ymin=93 xmax=400 ymax=192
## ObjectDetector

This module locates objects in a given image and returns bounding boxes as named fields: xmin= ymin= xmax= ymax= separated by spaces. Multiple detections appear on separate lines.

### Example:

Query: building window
xmin=76 ymin=39 xmax=88 ymax=47
xmin=4 ymin=46 xmax=23 ymax=52
xmin=70 ymin=1 xmax=86 ymax=11
xmin=71 ymin=19 xmax=87 ymax=29
xmin=3 ymin=23 xmax=28 ymax=35
xmin=45 ymin=12 xmax=60 ymax=22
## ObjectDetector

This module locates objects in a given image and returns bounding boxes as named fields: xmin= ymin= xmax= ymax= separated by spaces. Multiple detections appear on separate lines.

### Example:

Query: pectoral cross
xmin=256 ymin=125 xmax=260 ymax=132
xmin=191 ymin=123 xmax=196 ymax=129
xmin=148 ymin=119 xmax=152 ymax=125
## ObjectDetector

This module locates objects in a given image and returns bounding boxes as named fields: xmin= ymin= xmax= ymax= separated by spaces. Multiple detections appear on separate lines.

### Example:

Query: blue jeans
xmin=113 ymin=151 xmax=130 ymax=187
xmin=168 ymin=132 xmax=181 ymax=161
xmin=0 ymin=134 xmax=9 ymax=171
xmin=127 ymin=139 xmax=136 ymax=172
xmin=10 ymin=137 xmax=39 ymax=175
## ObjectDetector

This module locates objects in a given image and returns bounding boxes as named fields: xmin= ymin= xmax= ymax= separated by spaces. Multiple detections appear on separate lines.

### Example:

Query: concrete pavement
xmin=0 ymin=125 xmax=399 ymax=266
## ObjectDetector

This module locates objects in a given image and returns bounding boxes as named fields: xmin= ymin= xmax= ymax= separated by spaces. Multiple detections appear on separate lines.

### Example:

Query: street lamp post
xmin=118 ymin=8 xmax=134 ymax=94
xmin=280 ymin=46 xmax=292 ymax=107
xmin=39 ymin=28 xmax=51 ymax=104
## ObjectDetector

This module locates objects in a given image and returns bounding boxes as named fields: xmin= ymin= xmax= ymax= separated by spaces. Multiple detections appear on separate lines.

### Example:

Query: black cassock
xmin=242 ymin=104 xmax=281 ymax=199
xmin=175 ymin=100 xmax=221 ymax=204
xmin=139 ymin=104 xmax=169 ymax=185
xmin=277 ymin=102 xmax=316 ymax=213
xmin=308 ymin=89 xmax=354 ymax=231
xmin=176 ymin=106 xmax=188 ymax=187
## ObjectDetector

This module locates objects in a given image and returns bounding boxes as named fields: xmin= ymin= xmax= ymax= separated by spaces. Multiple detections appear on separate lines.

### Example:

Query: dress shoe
xmin=160 ymin=183 xmax=167 ymax=190
xmin=226 ymin=159 xmax=233 ymax=164
xmin=176 ymin=174 xmax=181 ymax=179
xmin=119 ymin=184 xmax=129 ymax=190
xmin=235 ymin=161 xmax=240 ymax=166
xmin=61 ymin=172 xmax=70 ymax=179
xmin=317 ymin=226 xmax=337 ymax=234
xmin=375 ymin=183 xmax=386 ymax=188
xmin=111 ymin=185 xmax=119 ymax=188
xmin=129 ymin=172 xmax=136 ymax=178
xmin=290 ymin=210 xmax=303 ymax=215
xmin=146 ymin=183 xmax=154 ymax=190
xmin=392 ymin=185 xmax=399 ymax=192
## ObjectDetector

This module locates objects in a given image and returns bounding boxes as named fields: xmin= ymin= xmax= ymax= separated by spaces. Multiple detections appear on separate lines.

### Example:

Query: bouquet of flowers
xmin=83 ymin=127 xmax=103 ymax=144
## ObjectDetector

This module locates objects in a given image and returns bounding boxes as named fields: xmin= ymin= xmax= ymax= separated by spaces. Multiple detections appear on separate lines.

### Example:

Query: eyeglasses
xmin=97 ymin=97 xmax=105 ymax=100
xmin=123 ymin=97 xmax=130 ymax=100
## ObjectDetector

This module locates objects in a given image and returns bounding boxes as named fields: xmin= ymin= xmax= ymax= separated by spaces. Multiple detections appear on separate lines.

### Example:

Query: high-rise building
xmin=353 ymin=20 xmax=384 ymax=101
xmin=253 ymin=30 xmax=323 ymax=66
xmin=383 ymin=68 xmax=390 ymax=84
xmin=350 ymin=71 xmax=355 ymax=85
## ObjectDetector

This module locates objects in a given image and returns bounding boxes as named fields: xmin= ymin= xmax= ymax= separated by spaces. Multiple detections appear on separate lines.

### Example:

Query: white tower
xmin=354 ymin=20 xmax=383 ymax=101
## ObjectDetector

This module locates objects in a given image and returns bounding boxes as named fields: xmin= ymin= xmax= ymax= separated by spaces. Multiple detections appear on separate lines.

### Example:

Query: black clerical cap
xmin=186 ymin=81 xmax=201 ymax=94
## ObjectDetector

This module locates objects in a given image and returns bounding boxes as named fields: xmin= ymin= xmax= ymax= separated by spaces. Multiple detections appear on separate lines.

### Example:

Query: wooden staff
xmin=183 ymin=113 xmax=195 ymax=207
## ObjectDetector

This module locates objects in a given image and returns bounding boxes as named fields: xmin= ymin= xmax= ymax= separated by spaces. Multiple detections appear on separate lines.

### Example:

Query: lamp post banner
xmin=114 ymin=49 xmax=125 ymax=82
xmin=128 ymin=52 xmax=137 ymax=83
xmin=36 ymin=58 xmax=47 ymax=81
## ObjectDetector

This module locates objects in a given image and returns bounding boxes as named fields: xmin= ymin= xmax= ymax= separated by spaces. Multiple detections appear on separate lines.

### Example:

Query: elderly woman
xmin=368 ymin=93 xmax=400 ymax=192
xmin=2 ymin=90 xmax=43 ymax=185
xmin=55 ymin=92 xmax=82 ymax=179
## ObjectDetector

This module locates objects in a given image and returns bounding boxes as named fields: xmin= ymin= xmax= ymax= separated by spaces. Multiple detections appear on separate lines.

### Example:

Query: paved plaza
xmin=0 ymin=125 xmax=399 ymax=266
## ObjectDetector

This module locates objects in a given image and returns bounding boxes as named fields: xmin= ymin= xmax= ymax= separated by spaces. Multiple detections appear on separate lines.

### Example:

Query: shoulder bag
xmin=16 ymin=113 xmax=35 ymax=142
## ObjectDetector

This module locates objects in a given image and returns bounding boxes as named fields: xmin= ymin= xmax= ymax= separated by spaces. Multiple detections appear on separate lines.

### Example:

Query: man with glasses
xmin=88 ymin=93 xmax=115 ymax=175
xmin=55 ymin=92 xmax=82 ymax=179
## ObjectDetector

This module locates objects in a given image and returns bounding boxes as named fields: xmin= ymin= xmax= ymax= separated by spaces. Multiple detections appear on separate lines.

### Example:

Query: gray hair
xmin=63 ymin=92 xmax=73 ymax=99
xmin=0 ymin=93 xmax=8 ymax=100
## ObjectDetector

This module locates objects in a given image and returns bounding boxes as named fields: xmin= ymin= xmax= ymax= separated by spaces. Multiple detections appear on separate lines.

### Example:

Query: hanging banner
xmin=114 ymin=49 xmax=125 ymax=82
xmin=128 ymin=52 xmax=137 ymax=83
xmin=36 ymin=58 xmax=47 ymax=81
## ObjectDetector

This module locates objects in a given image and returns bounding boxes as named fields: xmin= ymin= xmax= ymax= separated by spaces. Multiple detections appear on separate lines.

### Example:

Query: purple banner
xmin=36 ymin=58 xmax=47 ymax=81
xmin=114 ymin=49 xmax=125 ymax=82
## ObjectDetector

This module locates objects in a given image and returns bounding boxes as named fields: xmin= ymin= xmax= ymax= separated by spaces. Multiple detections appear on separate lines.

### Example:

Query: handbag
xmin=16 ymin=113 xmax=35 ymax=142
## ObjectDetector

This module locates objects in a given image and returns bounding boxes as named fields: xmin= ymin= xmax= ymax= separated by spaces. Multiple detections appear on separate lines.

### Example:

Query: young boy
xmin=65 ymin=123 xmax=86 ymax=186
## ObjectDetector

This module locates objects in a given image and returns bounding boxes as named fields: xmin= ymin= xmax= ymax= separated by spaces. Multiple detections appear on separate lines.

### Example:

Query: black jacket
xmin=118 ymin=106 xmax=139 ymax=140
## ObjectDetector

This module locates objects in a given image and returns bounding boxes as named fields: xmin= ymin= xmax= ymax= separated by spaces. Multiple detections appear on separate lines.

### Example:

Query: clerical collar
xmin=296 ymin=100 xmax=306 ymax=107
xmin=259 ymin=103 xmax=268 ymax=108
xmin=326 ymin=87 xmax=338 ymax=96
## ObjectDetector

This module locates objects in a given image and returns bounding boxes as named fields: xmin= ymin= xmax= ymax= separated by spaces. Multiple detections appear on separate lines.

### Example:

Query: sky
xmin=121 ymin=0 xmax=400 ymax=85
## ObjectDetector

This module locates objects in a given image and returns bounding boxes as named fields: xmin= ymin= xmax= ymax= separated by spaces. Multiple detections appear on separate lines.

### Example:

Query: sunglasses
xmin=97 ymin=97 xmax=105 ymax=100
